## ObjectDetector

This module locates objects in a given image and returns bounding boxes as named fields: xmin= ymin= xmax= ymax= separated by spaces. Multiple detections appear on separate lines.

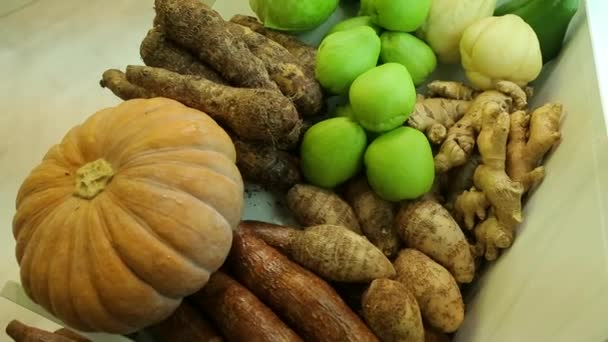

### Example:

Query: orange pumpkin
xmin=12 ymin=98 xmax=244 ymax=333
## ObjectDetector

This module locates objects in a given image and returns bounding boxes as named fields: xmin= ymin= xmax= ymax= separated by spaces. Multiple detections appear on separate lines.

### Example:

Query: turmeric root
xmin=286 ymin=184 xmax=361 ymax=234
xmin=507 ymin=104 xmax=562 ymax=192
xmin=99 ymin=69 xmax=156 ymax=100
xmin=154 ymin=0 xmax=278 ymax=90
xmin=245 ymin=221 xmax=395 ymax=282
xmin=434 ymin=85 xmax=517 ymax=173
xmin=125 ymin=65 xmax=300 ymax=146
xmin=408 ymin=98 xmax=471 ymax=144
xmin=6 ymin=320 xmax=76 ymax=342
xmin=226 ymin=22 xmax=323 ymax=117
xmin=344 ymin=178 xmax=401 ymax=258
xmin=426 ymin=81 xmax=476 ymax=100
xmin=233 ymin=136 xmax=302 ymax=190
xmin=230 ymin=15 xmax=318 ymax=78
xmin=140 ymin=27 xmax=226 ymax=83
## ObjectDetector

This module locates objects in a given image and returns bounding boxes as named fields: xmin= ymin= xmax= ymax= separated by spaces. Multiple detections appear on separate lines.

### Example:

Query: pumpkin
xmin=12 ymin=97 xmax=244 ymax=334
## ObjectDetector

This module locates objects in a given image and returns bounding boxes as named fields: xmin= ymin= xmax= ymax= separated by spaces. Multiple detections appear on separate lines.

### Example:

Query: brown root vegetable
xmin=444 ymin=153 xmax=483 ymax=211
xmin=408 ymin=98 xmax=471 ymax=145
xmin=245 ymin=221 xmax=395 ymax=282
xmin=154 ymin=0 xmax=278 ymax=90
xmin=6 ymin=320 xmax=74 ymax=342
xmin=139 ymin=27 xmax=226 ymax=83
xmin=99 ymin=69 xmax=156 ymax=100
xmin=191 ymin=271 xmax=302 ymax=342
xmin=362 ymin=279 xmax=425 ymax=342
xmin=228 ymin=226 xmax=378 ymax=342
xmin=395 ymin=200 xmax=475 ymax=283
xmin=472 ymin=103 xmax=525 ymax=260
xmin=344 ymin=178 xmax=401 ymax=258
xmin=52 ymin=329 xmax=91 ymax=342
xmin=433 ymin=89 xmax=514 ymax=173
xmin=147 ymin=302 xmax=223 ymax=342
xmin=426 ymin=81 xmax=476 ymax=100
xmin=424 ymin=328 xmax=451 ymax=342
xmin=229 ymin=15 xmax=317 ymax=78
xmin=394 ymin=249 xmax=465 ymax=333
xmin=233 ymin=137 xmax=302 ymax=190
xmin=286 ymin=184 xmax=361 ymax=234
xmin=125 ymin=65 xmax=300 ymax=146
xmin=226 ymin=22 xmax=323 ymax=117
xmin=506 ymin=104 xmax=562 ymax=192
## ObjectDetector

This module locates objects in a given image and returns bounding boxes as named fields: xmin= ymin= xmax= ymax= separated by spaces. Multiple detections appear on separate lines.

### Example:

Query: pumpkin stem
xmin=74 ymin=158 xmax=114 ymax=199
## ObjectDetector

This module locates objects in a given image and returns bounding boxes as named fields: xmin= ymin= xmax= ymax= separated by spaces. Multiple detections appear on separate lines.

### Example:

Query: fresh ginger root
xmin=407 ymin=98 xmax=471 ymax=144
xmin=427 ymin=81 xmax=476 ymax=100
xmin=473 ymin=212 xmax=514 ymax=261
xmin=467 ymin=103 xmax=524 ymax=259
xmin=454 ymin=187 xmax=489 ymax=230
xmin=494 ymin=80 xmax=529 ymax=110
xmin=507 ymin=104 xmax=563 ymax=192
xmin=434 ymin=88 xmax=513 ymax=173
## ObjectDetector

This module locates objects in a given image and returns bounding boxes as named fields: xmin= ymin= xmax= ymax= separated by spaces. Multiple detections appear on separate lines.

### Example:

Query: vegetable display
xmin=11 ymin=0 xmax=574 ymax=340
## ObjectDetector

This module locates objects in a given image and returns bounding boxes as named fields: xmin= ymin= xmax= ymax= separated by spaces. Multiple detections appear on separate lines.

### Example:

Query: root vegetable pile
xmin=99 ymin=0 xmax=323 ymax=190
xmin=73 ymin=0 xmax=567 ymax=341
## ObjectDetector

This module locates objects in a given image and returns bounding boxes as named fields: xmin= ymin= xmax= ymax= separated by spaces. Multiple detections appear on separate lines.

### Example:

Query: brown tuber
xmin=191 ymin=271 xmax=302 ymax=342
xmin=396 ymin=199 xmax=475 ymax=283
xmin=344 ymin=178 xmax=401 ymax=258
xmin=228 ymin=226 xmax=379 ymax=342
xmin=230 ymin=15 xmax=318 ymax=78
xmin=245 ymin=221 xmax=395 ymax=282
xmin=426 ymin=81 xmax=476 ymax=100
xmin=287 ymin=184 xmax=361 ymax=234
xmin=139 ymin=27 xmax=226 ymax=83
xmin=6 ymin=320 xmax=79 ymax=342
xmin=232 ymin=136 xmax=302 ymax=190
xmin=99 ymin=69 xmax=156 ymax=100
xmin=394 ymin=249 xmax=465 ymax=333
xmin=147 ymin=302 xmax=223 ymax=342
xmin=225 ymin=22 xmax=323 ymax=116
xmin=154 ymin=0 xmax=278 ymax=90
xmin=124 ymin=65 xmax=300 ymax=147
xmin=362 ymin=279 xmax=425 ymax=342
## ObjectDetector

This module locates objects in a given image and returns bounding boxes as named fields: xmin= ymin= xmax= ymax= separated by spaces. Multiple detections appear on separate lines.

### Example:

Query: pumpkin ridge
xmin=15 ymin=161 xmax=74 ymax=207
xmin=123 ymin=158 xmax=240 ymax=188
xmin=96 ymin=195 xmax=190 ymax=304
xmin=121 ymin=148 xmax=240 ymax=184
xmin=13 ymin=187 xmax=72 ymax=243
xmin=108 ymin=114 xmax=206 ymax=165
xmin=89 ymin=201 xmax=174 ymax=325
xmin=120 ymin=176 xmax=233 ymax=236
xmin=22 ymin=198 xmax=78 ymax=313
xmin=104 ymin=188 xmax=208 ymax=297
xmin=47 ymin=198 xmax=81 ymax=327
xmin=81 ymin=204 xmax=136 ymax=332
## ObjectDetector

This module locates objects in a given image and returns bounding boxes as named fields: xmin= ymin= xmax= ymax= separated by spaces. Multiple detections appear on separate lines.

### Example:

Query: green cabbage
xmin=249 ymin=0 xmax=339 ymax=32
